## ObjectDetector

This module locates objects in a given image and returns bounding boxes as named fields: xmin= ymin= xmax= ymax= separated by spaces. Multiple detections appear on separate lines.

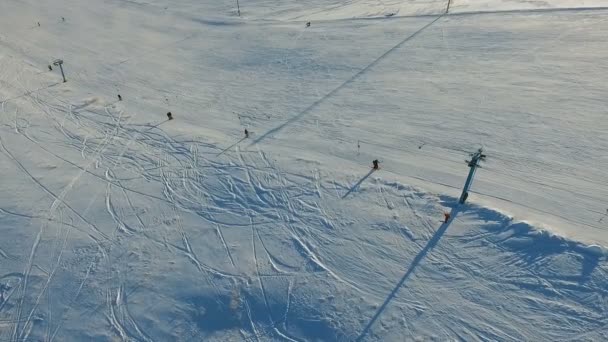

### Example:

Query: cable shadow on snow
xmin=355 ymin=205 xmax=461 ymax=341
xmin=217 ymin=136 xmax=247 ymax=156
xmin=249 ymin=14 xmax=445 ymax=147
xmin=143 ymin=118 xmax=170 ymax=132
xmin=342 ymin=169 xmax=375 ymax=199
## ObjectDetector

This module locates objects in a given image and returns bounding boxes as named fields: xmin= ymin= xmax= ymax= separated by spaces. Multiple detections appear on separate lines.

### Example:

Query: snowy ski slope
xmin=1 ymin=0 xmax=608 ymax=340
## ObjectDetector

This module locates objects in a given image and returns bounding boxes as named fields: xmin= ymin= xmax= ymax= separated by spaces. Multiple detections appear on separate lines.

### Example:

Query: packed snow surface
xmin=1 ymin=0 xmax=607 ymax=340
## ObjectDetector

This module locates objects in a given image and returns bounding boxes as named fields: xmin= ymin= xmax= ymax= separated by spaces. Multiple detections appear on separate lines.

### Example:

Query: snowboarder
xmin=443 ymin=212 xmax=451 ymax=223
xmin=372 ymin=159 xmax=379 ymax=170
xmin=244 ymin=129 xmax=249 ymax=138
xmin=167 ymin=112 xmax=173 ymax=120
xmin=117 ymin=94 xmax=122 ymax=101
xmin=306 ymin=22 xmax=311 ymax=28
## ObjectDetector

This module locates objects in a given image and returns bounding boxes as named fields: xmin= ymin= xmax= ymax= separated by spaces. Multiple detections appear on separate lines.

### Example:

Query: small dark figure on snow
xmin=117 ymin=94 xmax=122 ymax=101
xmin=62 ymin=17 xmax=65 ymax=22
xmin=48 ymin=65 xmax=53 ymax=71
xmin=37 ymin=22 xmax=40 ymax=27
xmin=167 ymin=112 xmax=173 ymax=120
xmin=443 ymin=212 xmax=451 ymax=223
xmin=244 ymin=129 xmax=249 ymax=138
xmin=372 ymin=159 xmax=379 ymax=170
xmin=306 ymin=22 xmax=311 ymax=28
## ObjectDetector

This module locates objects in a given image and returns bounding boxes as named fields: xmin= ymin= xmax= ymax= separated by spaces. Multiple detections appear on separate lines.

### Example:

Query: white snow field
xmin=1 ymin=0 xmax=608 ymax=340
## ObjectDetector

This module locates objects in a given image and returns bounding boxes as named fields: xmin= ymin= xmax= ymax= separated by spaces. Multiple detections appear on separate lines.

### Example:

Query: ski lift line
xmin=286 ymin=126 xmax=472 ymax=168
xmin=483 ymin=153 xmax=607 ymax=189
xmin=470 ymin=189 xmax=605 ymax=231
xmin=279 ymin=148 xmax=595 ymax=242
xmin=327 ymin=126 xmax=482 ymax=162
xmin=479 ymin=166 xmax=607 ymax=208
xmin=282 ymin=140 xmax=603 ymax=233
xmin=484 ymin=150 xmax=607 ymax=189
xmin=290 ymin=112 xmax=482 ymax=156
xmin=481 ymin=165 xmax=607 ymax=203
xmin=448 ymin=145 xmax=604 ymax=189
xmin=489 ymin=155 xmax=603 ymax=182
xmin=350 ymin=157 xmax=463 ymax=191
xmin=358 ymin=137 xmax=472 ymax=156
xmin=355 ymin=139 xmax=467 ymax=166
xmin=386 ymin=159 xmax=605 ymax=232
xmin=286 ymin=140 xmax=464 ymax=192
xmin=278 ymin=120 xmax=486 ymax=168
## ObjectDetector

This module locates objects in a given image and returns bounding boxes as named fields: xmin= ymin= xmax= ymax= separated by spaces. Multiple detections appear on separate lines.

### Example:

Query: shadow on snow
xmin=342 ymin=169 xmax=375 ymax=199
xmin=355 ymin=202 xmax=461 ymax=341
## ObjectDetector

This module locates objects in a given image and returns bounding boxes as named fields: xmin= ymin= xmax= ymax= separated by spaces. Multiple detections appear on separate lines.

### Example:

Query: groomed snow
xmin=1 ymin=0 xmax=607 ymax=340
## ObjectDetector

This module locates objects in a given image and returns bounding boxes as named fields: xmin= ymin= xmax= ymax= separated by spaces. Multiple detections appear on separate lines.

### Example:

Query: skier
xmin=306 ymin=22 xmax=311 ymax=28
xmin=117 ymin=94 xmax=122 ymax=101
xmin=372 ymin=159 xmax=379 ymax=170
xmin=244 ymin=129 xmax=249 ymax=138
xmin=48 ymin=65 xmax=52 ymax=71
xmin=167 ymin=112 xmax=173 ymax=120
xmin=443 ymin=212 xmax=451 ymax=223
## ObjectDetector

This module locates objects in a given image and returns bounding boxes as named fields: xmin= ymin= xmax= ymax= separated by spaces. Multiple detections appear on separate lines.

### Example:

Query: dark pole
xmin=459 ymin=148 xmax=486 ymax=204
xmin=236 ymin=0 xmax=241 ymax=16
xmin=59 ymin=64 xmax=66 ymax=83
xmin=53 ymin=59 xmax=66 ymax=82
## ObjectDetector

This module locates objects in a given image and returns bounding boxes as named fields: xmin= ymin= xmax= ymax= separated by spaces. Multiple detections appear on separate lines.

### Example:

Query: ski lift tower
xmin=459 ymin=148 xmax=486 ymax=204
xmin=53 ymin=59 xmax=66 ymax=82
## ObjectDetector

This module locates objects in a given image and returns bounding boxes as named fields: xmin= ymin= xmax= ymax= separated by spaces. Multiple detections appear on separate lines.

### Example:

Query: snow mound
xmin=459 ymin=202 xmax=608 ymax=259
